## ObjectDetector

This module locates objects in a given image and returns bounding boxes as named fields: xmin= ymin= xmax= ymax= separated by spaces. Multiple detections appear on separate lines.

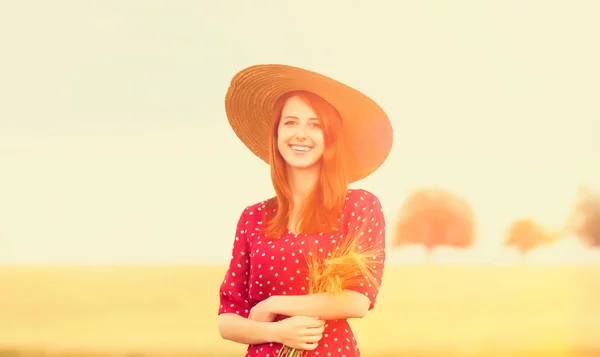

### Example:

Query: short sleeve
xmin=344 ymin=191 xmax=386 ymax=311
xmin=218 ymin=208 xmax=252 ymax=318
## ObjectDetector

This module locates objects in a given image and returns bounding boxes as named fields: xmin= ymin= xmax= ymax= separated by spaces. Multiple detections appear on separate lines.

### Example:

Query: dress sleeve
xmin=218 ymin=208 xmax=252 ymax=318
xmin=344 ymin=191 xmax=386 ymax=311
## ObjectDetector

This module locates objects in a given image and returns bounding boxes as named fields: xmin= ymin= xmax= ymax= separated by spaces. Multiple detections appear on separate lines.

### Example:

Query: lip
xmin=289 ymin=144 xmax=313 ymax=152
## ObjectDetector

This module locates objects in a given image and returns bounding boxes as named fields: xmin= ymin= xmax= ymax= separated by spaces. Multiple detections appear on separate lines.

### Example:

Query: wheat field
xmin=0 ymin=265 xmax=599 ymax=357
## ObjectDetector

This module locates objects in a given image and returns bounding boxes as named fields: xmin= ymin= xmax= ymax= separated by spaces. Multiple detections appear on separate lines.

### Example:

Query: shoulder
xmin=235 ymin=197 xmax=274 ymax=223
xmin=232 ymin=198 xmax=272 ymax=240
xmin=344 ymin=189 xmax=384 ymax=219
xmin=346 ymin=188 xmax=383 ymax=208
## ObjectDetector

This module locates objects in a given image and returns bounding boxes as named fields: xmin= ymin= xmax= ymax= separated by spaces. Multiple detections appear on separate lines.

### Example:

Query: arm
xmin=343 ymin=190 xmax=386 ymax=312
xmin=267 ymin=290 xmax=371 ymax=320
xmin=218 ymin=313 xmax=276 ymax=345
xmin=218 ymin=207 xmax=271 ymax=345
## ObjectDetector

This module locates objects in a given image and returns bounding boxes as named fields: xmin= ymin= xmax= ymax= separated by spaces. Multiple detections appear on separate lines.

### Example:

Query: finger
xmin=297 ymin=316 xmax=324 ymax=326
xmin=297 ymin=342 xmax=319 ymax=351
xmin=299 ymin=316 xmax=321 ymax=322
xmin=249 ymin=312 xmax=260 ymax=321
xmin=299 ymin=334 xmax=323 ymax=343
xmin=301 ymin=326 xmax=325 ymax=336
xmin=306 ymin=318 xmax=326 ymax=328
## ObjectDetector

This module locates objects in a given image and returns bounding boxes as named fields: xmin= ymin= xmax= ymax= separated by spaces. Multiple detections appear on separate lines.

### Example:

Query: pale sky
xmin=0 ymin=1 xmax=598 ymax=264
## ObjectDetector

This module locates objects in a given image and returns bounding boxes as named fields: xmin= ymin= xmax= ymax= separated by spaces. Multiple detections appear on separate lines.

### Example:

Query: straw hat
xmin=224 ymin=64 xmax=393 ymax=183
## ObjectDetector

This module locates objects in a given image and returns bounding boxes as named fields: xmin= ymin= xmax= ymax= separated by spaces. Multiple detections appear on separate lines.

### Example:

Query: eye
xmin=283 ymin=120 xmax=297 ymax=126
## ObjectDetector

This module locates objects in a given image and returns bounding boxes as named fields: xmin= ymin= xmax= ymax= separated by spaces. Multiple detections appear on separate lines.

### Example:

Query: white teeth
xmin=291 ymin=145 xmax=311 ymax=152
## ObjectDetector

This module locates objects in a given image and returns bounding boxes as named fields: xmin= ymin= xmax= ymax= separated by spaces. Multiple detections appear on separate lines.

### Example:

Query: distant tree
xmin=393 ymin=187 xmax=476 ymax=261
xmin=567 ymin=186 xmax=600 ymax=247
xmin=504 ymin=218 xmax=557 ymax=262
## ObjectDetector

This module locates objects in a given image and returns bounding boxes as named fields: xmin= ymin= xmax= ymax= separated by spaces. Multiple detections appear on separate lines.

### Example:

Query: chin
xmin=292 ymin=164 xmax=319 ymax=170
xmin=286 ymin=160 xmax=322 ymax=171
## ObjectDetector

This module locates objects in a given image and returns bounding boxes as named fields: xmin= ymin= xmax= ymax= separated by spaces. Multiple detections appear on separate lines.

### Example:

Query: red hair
xmin=264 ymin=90 xmax=349 ymax=239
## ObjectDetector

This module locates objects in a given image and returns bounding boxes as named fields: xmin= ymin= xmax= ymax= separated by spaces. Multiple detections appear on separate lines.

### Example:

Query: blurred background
xmin=0 ymin=1 xmax=599 ymax=356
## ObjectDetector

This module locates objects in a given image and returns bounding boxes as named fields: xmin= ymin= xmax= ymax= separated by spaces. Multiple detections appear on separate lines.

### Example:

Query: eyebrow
xmin=283 ymin=116 xmax=320 ymax=121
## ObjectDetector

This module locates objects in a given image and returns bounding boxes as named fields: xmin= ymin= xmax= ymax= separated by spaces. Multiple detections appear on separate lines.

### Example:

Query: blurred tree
xmin=393 ymin=187 xmax=476 ymax=262
xmin=567 ymin=186 xmax=600 ymax=247
xmin=504 ymin=218 xmax=557 ymax=262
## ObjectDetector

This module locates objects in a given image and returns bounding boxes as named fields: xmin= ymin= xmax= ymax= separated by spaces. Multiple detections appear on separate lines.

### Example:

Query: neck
xmin=286 ymin=165 xmax=320 ymax=209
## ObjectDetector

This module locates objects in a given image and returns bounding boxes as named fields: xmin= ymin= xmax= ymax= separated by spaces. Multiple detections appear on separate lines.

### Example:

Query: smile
xmin=290 ymin=145 xmax=312 ymax=152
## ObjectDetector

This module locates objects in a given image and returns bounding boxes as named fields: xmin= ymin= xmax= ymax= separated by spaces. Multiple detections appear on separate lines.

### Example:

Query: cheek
xmin=277 ymin=129 xmax=291 ymax=150
xmin=278 ymin=127 xmax=292 ymax=139
xmin=314 ymin=132 xmax=325 ymax=148
xmin=276 ymin=138 xmax=286 ymax=154
xmin=313 ymin=135 xmax=325 ymax=157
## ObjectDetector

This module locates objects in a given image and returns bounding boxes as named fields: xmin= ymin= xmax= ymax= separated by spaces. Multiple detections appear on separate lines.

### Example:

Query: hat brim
xmin=224 ymin=64 xmax=393 ymax=183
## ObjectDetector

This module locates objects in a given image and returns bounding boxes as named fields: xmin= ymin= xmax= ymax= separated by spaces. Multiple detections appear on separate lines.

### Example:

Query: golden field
xmin=0 ymin=265 xmax=599 ymax=357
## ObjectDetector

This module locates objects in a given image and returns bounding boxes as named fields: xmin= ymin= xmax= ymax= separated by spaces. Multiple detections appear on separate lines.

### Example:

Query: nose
xmin=294 ymin=127 xmax=307 ymax=140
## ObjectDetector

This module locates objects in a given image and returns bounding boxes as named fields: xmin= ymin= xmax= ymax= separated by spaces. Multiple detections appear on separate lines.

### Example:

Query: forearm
xmin=218 ymin=313 xmax=276 ymax=345
xmin=269 ymin=290 xmax=370 ymax=320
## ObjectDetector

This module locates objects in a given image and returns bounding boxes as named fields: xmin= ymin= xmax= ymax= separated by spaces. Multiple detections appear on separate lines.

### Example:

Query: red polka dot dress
xmin=218 ymin=189 xmax=386 ymax=357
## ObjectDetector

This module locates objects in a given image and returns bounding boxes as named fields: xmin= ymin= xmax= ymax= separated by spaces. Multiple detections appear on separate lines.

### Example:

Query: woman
xmin=217 ymin=64 xmax=393 ymax=357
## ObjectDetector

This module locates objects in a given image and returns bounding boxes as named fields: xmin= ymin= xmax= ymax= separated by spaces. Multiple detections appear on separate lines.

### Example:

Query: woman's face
xmin=277 ymin=96 xmax=325 ymax=171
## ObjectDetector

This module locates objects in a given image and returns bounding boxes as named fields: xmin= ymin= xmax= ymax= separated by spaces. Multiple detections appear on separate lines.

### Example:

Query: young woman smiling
xmin=217 ymin=64 xmax=394 ymax=357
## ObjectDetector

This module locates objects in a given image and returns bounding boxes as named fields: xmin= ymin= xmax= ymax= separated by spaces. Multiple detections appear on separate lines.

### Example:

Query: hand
xmin=248 ymin=297 xmax=278 ymax=323
xmin=271 ymin=316 xmax=326 ymax=351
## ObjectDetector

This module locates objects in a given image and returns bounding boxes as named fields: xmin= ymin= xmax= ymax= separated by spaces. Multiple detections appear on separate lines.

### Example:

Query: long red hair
xmin=264 ymin=90 xmax=349 ymax=239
